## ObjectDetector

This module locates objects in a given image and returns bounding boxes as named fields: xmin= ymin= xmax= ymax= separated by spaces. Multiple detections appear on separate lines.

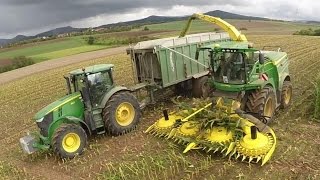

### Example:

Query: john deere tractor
xmin=20 ymin=64 xmax=141 ymax=158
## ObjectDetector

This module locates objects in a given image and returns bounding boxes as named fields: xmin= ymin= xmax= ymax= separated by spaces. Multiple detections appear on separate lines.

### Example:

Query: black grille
xmin=36 ymin=112 xmax=53 ymax=136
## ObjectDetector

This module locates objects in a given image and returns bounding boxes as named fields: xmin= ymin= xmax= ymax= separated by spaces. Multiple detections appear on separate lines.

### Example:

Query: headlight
xmin=36 ymin=117 xmax=44 ymax=122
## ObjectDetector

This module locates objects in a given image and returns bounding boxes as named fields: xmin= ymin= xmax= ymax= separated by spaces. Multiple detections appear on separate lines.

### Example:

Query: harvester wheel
xmin=280 ymin=81 xmax=292 ymax=109
xmin=103 ymin=91 xmax=141 ymax=135
xmin=52 ymin=124 xmax=87 ymax=159
xmin=192 ymin=76 xmax=210 ymax=98
xmin=246 ymin=86 xmax=276 ymax=123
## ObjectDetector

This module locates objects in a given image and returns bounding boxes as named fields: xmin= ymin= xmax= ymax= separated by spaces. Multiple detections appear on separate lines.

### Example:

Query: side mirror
xmin=195 ymin=50 xmax=200 ymax=60
xmin=259 ymin=53 xmax=265 ymax=64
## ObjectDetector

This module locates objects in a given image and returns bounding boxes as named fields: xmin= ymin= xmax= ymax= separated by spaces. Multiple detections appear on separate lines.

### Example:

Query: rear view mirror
xmin=195 ymin=50 xmax=200 ymax=60
xmin=259 ymin=53 xmax=264 ymax=64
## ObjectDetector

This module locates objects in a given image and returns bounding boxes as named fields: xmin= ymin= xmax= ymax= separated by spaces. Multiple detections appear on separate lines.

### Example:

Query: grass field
xmin=0 ymin=30 xmax=169 ymax=66
xmin=0 ymin=34 xmax=319 ymax=179
xmin=0 ymin=38 xmax=87 ymax=60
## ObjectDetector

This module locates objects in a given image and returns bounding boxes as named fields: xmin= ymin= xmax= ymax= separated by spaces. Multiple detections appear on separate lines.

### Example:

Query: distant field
xmin=0 ymin=30 xmax=168 ymax=64
xmin=30 ymin=45 xmax=108 ymax=62
xmin=1 ymin=19 xmax=320 ymax=67
xmin=147 ymin=19 xmax=320 ymax=35
xmin=0 ymin=38 xmax=87 ymax=60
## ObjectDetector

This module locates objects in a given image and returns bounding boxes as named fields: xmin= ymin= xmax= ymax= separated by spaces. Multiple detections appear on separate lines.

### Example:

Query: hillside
xmin=0 ymin=10 xmax=270 ymax=46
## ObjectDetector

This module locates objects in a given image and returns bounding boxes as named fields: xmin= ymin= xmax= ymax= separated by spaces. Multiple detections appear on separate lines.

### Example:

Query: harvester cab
xmin=20 ymin=64 xmax=141 ymax=158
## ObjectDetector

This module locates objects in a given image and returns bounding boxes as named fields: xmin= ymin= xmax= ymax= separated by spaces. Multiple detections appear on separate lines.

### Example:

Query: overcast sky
xmin=1 ymin=0 xmax=319 ymax=38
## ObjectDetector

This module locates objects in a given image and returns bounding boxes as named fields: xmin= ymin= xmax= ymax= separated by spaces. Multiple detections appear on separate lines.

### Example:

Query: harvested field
xmin=0 ymin=35 xmax=319 ymax=179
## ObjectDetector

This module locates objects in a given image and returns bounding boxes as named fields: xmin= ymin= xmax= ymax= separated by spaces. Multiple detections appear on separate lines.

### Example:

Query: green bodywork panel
xmin=34 ymin=92 xmax=83 ymax=120
xmin=69 ymin=64 xmax=114 ymax=75
xmin=35 ymin=92 xmax=84 ymax=138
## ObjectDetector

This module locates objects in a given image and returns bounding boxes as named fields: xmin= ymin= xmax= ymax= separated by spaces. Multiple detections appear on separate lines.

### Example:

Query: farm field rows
xmin=0 ymin=35 xmax=320 ymax=179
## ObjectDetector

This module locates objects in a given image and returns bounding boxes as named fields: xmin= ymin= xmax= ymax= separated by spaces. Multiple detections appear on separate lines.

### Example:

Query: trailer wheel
xmin=246 ymin=86 xmax=276 ymax=124
xmin=103 ymin=91 xmax=141 ymax=135
xmin=192 ymin=76 xmax=210 ymax=98
xmin=280 ymin=81 xmax=292 ymax=109
xmin=52 ymin=124 xmax=87 ymax=159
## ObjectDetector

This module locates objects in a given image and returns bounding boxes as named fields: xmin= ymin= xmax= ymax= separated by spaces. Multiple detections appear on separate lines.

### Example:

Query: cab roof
xmin=201 ymin=41 xmax=258 ymax=52
xmin=69 ymin=64 xmax=114 ymax=75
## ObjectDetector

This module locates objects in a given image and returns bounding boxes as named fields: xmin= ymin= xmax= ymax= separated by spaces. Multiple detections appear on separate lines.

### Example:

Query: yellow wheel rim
xmin=116 ymin=102 xmax=135 ymax=126
xmin=284 ymin=87 xmax=292 ymax=105
xmin=264 ymin=97 xmax=274 ymax=117
xmin=62 ymin=133 xmax=81 ymax=153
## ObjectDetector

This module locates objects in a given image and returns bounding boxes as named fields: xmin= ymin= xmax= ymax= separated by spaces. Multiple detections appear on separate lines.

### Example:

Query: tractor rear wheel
xmin=103 ymin=92 xmax=141 ymax=135
xmin=246 ymin=86 xmax=276 ymax=124
xmin=192 ymin=76 xmax=210 ymax=98
xmin=280 ymin=81 xmax=292 ymax=109
xmin=52 ymin=124 xmax=87 ymax=159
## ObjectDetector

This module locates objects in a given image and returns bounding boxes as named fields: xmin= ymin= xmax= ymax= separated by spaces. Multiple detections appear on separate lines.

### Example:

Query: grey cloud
xmin=0 ymin=0 xmax=316 ymax=38
xmin=0 ymin=0 xmax=218 ymax=37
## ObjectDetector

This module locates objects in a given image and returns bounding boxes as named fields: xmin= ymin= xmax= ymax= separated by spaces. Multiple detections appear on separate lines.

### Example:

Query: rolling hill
xmin=0 ymin=10 xmax=270 ymax=47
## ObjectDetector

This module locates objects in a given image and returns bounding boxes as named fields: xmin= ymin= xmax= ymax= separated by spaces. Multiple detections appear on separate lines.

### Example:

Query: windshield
xmin=212 ymin=51 xmax=257 ymax=84
xmin=87 ymin=71 xmax=113 ymax=105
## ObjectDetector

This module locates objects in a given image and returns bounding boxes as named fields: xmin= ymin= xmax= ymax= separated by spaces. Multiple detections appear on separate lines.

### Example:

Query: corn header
xmin=145 ymin=97 xmax=276 ymax=166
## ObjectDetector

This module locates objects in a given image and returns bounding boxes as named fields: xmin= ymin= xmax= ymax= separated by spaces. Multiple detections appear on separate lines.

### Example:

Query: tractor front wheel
xmin=103 ymin=92 xmax=141 ymax=135
xmin=246 ymin=86 xmax=276 ymax=124
xmin=52 ymin=124 xmax=87 ymax=159
xmin=280 ymin=81 xmax=292 ymax=109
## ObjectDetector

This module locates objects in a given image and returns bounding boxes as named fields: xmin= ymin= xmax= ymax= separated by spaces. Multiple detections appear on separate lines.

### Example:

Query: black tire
xmin=192 ymin=76 xmax=210 ymax=98
xmin=174 ymin=80 xmax=192 ymax=96
xmin=246 ymin=86 xmax=276 ymax=124
xmin=280 ymin=81 xmax=292 ymax=109
xmin=52 ymin=124 xmax=87 ymax=159
xmin=103 ymin=91 xmax=141 ymax=135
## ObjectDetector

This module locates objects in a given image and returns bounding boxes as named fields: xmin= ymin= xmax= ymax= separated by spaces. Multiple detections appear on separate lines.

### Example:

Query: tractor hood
xmin=34 ymin=92 xmax=81 ymax=121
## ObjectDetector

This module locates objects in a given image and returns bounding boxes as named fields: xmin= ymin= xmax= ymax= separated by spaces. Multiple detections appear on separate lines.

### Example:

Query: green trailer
xmin=127 ymin=32 xmax=230 ymax=103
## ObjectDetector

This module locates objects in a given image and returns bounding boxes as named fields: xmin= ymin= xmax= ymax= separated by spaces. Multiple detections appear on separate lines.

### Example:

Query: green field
xmin=0 ymin=30 xmax=165 ymax=64
xmin=0 ymin=37 xmax=109 ymax=62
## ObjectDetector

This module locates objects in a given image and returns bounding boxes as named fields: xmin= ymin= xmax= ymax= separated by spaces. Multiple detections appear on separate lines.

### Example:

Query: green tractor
xmin=20 ymin=64 xmax=141 ymax=158
xmin=197 ymin=41 xmax=292 ymax=122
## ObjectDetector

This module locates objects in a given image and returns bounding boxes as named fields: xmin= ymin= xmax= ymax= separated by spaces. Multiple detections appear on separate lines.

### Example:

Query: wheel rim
xmin=284 ymin=87 xmax=292 ymax=105
xmin=264 ymin=97 xmax=274 ymax=117
xmin=62 ymin=133 xmax=81 ymax=153
xmin=116 ymin=102 xmax=135 ymax=126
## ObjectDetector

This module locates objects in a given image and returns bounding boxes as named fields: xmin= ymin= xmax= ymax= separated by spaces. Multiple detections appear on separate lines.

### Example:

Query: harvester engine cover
xmin=145 ymin=97 xmax=277 ymax=166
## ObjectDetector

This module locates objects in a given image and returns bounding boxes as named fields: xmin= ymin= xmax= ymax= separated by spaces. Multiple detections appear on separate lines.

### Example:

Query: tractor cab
xmin=67 ymin=64 xmax=115 ymax=106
